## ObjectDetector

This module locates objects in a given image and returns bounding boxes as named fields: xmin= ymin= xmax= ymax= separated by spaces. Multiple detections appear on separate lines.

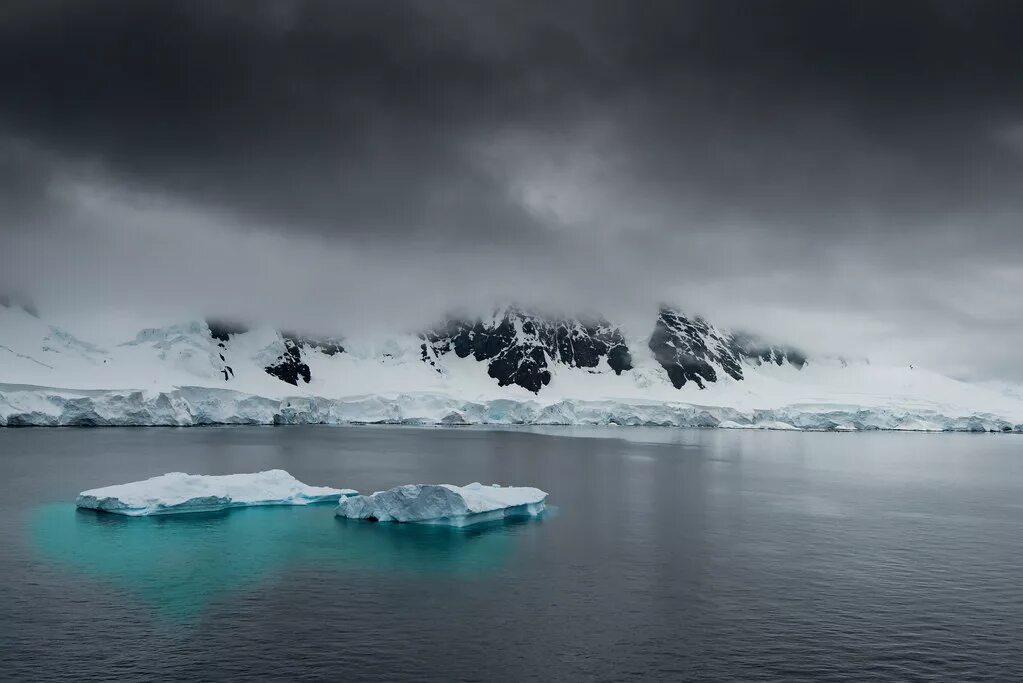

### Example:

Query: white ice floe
xmin=336 ymin=482 xmax=547 ymax=527
xmin=76 ymin=469 xmax=356 ymax=516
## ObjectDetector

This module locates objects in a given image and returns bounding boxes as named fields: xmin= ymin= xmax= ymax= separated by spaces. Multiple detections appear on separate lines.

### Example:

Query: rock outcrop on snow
xmin=421 ymin=308 xmax=632 ymax=393
xmin=648 ymin=308 xmax=805 ymax=389
xmin=2 ymin=302 xmax=1022 ymax=431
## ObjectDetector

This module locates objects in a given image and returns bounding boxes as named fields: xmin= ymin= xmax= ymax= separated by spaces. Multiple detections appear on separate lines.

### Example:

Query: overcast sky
xmin=2 ymin=1 xmax=1022 ymax=379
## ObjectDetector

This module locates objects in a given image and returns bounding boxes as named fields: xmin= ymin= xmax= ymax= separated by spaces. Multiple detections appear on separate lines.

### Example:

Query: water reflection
xmin=31 ymin=503 xmax=538 ymax=621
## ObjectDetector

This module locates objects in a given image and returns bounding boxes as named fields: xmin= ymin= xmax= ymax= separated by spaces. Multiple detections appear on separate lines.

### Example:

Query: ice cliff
xmin=2 ymin=301 xmax=1022 ymax=432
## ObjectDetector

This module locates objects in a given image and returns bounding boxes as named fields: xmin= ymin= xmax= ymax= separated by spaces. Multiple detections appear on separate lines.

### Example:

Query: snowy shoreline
xmin=4 ymin=306 xmax=1023 ymax=434
xmin=2 ymin=384 xmax=1020 ymax=433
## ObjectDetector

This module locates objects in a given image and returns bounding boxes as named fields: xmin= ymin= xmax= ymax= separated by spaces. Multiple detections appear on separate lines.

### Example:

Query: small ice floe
xmin=76 ymin=469 xmax=356 ymax=516
xmin=335 ymin=482 xmax=547 ymax=527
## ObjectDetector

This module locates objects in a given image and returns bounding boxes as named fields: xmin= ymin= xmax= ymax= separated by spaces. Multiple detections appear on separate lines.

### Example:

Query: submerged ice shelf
xmin=76 ymin=469 xmax=355 ymax=516
xmin=336 ymin=482 xmax=548 ymax=527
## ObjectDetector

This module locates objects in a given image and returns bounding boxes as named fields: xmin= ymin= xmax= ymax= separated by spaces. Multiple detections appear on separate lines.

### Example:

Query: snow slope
xmin=2 ymin=302 xmax=1022 ymax=431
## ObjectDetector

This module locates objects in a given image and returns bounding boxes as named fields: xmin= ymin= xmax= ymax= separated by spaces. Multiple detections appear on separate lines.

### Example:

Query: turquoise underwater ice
xmin=30 ymin=502 xmax=539 ymax=622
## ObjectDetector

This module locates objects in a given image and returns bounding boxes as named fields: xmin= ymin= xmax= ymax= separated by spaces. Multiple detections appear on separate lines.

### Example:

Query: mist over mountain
xmin=1 ymin=1 xmax=1022 ymax=381
xmin=6 ymin=7 xmax=1023 ymax=683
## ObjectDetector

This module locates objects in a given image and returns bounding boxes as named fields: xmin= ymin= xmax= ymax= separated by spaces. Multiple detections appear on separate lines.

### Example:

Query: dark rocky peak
xmin=421 ymin=307 xmax=633 ymax=394
xmin=552 ymin=318 xmax=633 ymax=375
xmin=265 ymin=337 xmax=311 ymax=386
xmin=648 ymin=309 xmax=741 ymax=389
xmin=649 ymin=308 xmax=806 ymax=389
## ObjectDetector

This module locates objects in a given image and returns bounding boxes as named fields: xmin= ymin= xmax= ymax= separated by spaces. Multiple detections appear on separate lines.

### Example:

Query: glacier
xmin=75 ymin=469 xmax=356 ymax=516
xmin=336 ymin=482 xmax=548 ymax=526
xmin=3 ymin=383 xmax=1021 ymax=432
xmin=2 ymin=303 xmax=1023 ymax=433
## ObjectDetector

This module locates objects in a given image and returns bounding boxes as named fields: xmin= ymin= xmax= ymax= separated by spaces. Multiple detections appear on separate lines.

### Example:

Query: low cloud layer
xmin=2 ymin=1 xmax=1022 ymax=379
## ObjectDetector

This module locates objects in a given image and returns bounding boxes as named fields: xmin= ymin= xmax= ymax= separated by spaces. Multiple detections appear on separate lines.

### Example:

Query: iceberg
xmin=336 ymin=482 xmax=547 ymax=527
xmin=76 ymin=469 xmax=356 ymax=516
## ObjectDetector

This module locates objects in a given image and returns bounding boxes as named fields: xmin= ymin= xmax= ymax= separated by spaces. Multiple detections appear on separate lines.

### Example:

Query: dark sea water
xmin=1 ymin=426 xmax=1022 ymax=681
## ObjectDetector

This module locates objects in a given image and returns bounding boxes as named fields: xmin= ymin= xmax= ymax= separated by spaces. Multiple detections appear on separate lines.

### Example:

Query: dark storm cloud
xmin=1 ymin=0 xmax=1023 ymax=377
xmin=4 ymin=0 xmax=1021 ymax=240
xmin=1 ymin=0 xmax=572 ymax=243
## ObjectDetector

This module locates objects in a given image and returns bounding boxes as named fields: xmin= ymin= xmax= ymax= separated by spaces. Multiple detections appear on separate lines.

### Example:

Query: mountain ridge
xmin=2 ymin=298 xmax=1022 ymax=430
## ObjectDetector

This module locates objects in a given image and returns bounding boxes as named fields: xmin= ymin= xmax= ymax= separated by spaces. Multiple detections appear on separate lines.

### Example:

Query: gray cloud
xmin=1 ymin=0 xmax=1022 ymax=379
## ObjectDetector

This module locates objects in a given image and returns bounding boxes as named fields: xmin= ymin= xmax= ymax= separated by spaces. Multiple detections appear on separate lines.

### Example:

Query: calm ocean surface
xmin=1 ymin=426 xmax=1022 ymax=681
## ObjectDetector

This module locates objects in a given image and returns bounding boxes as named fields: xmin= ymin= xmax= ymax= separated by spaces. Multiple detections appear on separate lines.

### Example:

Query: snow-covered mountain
xmin=1 ymin=299 xmax=1022 ymax=431
xmin=648 ymin=308 xmax=806 ymax=389
xmin=421 ymin=307 xmax=632 ymax=393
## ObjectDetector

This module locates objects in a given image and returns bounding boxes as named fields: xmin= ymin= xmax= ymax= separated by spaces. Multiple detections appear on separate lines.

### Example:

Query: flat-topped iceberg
xmin=76 ymin=469 xmax=356 ymax=516
xmin=336 ymin=482 xmax=547 ymax=527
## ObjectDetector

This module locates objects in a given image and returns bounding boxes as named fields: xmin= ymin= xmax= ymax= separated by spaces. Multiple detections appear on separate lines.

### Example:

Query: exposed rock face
xmin=648 ymin=310 xmax=731 ymax=389
xmin=205 ymin=320 xmax=247 ymax=381
xmin=265 ymin=337 xmax=311 ymax=385
xmin=649 ymin=308 xmax=806 ymax=389
xmin=421 ymin=308 xmax=633 ymax=393
xmin=264 ymin=333 xmax=346 ymax=386
xmin=280 ymin=332 xmax=345 ymax=357
xmin=206 ymin=322 xmax=345 ymax=386
xmin=202 ymin=308 xmax=802 ymax=392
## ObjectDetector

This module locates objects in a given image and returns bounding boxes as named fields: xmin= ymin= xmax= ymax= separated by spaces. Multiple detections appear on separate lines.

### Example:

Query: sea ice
xmin=76 ymin=469 xmax=356 ymax=516
xmin=335 ymin=482 xmax=547 ymax=527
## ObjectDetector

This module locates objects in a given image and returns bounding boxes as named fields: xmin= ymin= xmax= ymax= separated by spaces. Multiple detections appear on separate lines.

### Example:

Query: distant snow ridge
xmin=3 ymin=384 xmax=1020 ymax=432
xmin=41 ymin=327 xmax=109 ymax=357
xmin=196 ymin=307 xmax=805 ymax=395
xmin=3 ymin=302 xmax=1023 ymax=431
xmin=421 ymin=307 xmax=633 ymax=393
xmin=649 ymin=308 xmax=806 ymax=389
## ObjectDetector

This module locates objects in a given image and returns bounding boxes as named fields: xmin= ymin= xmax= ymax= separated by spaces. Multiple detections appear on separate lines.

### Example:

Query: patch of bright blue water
xmin=30 ymin=502 xmax=533 ymax=621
